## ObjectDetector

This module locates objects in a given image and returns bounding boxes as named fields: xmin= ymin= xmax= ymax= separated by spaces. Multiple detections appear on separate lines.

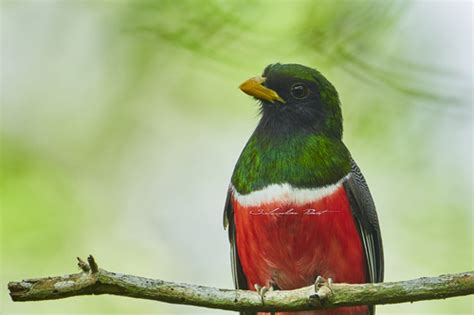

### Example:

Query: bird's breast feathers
xmin=231 ymin=173 xmax=367 ymax=290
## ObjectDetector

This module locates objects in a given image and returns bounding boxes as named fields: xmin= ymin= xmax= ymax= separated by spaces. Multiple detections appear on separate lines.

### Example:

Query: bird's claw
xmin=314 ymin=275 xmax=333 ymax=292
xmin=310 ymin=275 xmax=333 ymax=306
xmin=254 ymin=283 xmax=273 ymax=305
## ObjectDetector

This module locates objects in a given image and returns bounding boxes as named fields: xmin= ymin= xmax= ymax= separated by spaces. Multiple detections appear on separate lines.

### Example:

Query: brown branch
xmin=7 ymin=256 xmax=474 ymax=312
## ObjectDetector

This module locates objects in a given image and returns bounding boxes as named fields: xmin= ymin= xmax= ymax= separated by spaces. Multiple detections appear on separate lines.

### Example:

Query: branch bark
xmin=8 ymin=256 xmax=474 ymax=313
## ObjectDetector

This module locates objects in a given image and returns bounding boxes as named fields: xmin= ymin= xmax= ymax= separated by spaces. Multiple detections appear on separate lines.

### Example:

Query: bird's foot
xmin=254 ymin=283 xmax=273 ymax=305
xmin=314 ymin=275 xmax=333 ymax=293
xmin=309 ymin=276 xmax=333 ymax=306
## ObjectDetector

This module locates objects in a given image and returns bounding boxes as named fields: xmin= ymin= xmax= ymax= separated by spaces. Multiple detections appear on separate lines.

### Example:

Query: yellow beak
xmin=239 ymin=76 xmax=286 ymax=104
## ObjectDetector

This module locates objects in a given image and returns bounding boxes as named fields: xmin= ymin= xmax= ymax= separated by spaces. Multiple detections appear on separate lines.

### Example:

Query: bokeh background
xmin=1 ymin=0 xmax=472 ymax=314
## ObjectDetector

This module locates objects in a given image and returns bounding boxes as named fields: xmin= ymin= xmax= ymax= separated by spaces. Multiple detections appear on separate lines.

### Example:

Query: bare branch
xmin=7 ymin=257 xmax=474 ymax=312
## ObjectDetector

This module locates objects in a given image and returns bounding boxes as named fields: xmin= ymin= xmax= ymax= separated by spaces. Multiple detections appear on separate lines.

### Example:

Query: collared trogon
xmin=223 ymin=63 xmax=384 ymax=315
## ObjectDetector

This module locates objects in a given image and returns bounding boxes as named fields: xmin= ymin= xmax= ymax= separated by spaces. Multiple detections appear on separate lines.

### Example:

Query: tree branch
xmin=8 ymin=256 xmax=474 ymax=312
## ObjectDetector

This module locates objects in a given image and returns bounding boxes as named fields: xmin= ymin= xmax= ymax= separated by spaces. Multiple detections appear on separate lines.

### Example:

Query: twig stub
xmin=87 ymin=255 xmax=99 ymax=273
xmin=77 ymin=257 xmax=90 ymax=272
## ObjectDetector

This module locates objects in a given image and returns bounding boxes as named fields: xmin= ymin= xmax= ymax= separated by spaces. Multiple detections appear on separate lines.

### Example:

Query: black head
xmin=240 ymin=63 xmax=343 ymax=139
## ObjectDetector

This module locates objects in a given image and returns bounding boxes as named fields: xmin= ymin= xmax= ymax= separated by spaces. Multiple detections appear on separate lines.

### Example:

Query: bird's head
xmin=240 ymin=63 xmax=342 ymax=139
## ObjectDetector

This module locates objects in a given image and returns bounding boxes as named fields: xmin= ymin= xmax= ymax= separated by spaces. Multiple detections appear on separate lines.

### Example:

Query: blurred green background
xmin=1 ymin=0 xmax=472 ymax=314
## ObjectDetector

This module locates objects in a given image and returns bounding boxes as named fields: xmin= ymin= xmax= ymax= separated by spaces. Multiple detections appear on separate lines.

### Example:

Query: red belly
xmin=233 ymin=185 xmax=369 ymax=315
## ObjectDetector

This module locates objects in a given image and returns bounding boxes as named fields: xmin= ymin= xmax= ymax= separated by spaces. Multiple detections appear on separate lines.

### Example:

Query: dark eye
xmin=290 ymin=83 xmax=309 ymax=99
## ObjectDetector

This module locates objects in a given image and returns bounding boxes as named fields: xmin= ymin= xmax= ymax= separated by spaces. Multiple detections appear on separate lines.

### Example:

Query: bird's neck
xmin=255 ymin=107 xmax=342 ymax=141
xmin=255 ymin=109 xmax=316 ymax=141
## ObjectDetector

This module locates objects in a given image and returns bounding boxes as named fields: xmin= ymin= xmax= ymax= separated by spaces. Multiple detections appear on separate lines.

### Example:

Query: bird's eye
xmin=290 ymin=83 xmax=309 ymax=99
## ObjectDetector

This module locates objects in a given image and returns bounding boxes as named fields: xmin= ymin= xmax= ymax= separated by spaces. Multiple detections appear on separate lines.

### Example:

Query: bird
xmin=223 ymin=63 xmax=384 ymax=315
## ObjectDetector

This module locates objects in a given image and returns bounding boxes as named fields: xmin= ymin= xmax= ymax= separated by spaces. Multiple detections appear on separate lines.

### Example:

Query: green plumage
xmin=231 ymin=133 xmax=351 ymax=194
